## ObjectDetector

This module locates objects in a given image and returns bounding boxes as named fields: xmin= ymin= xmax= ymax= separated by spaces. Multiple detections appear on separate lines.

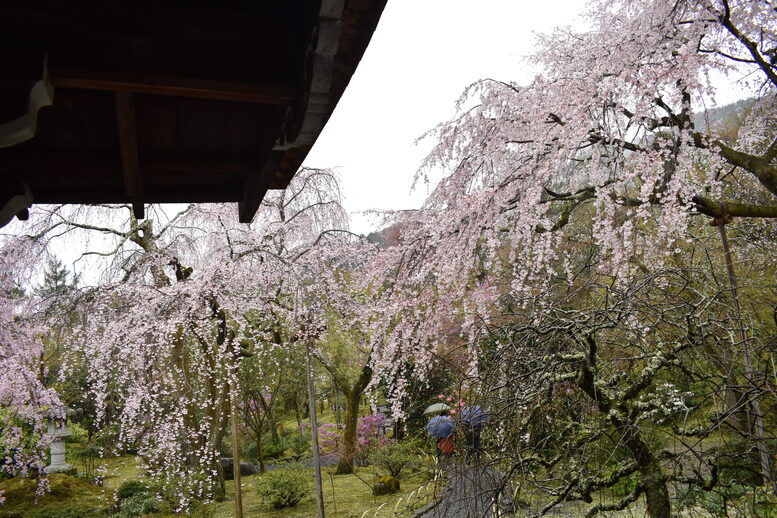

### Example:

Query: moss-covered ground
xmin=0 ymin=473 xmax=111 ymax=518
xmin=1 ymin=455 xmax=437 ymax=518
xmin=205 ymin=467 xmax=438 ymax=518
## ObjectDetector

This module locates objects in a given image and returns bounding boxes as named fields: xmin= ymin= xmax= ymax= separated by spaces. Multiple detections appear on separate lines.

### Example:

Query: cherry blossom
xmin=0 ymin=239 xmax=64 ymax=497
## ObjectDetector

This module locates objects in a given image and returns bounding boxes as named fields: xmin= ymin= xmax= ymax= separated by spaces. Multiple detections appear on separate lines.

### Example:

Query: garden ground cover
xmin=1 ymin=454 xmax=438 ymax=518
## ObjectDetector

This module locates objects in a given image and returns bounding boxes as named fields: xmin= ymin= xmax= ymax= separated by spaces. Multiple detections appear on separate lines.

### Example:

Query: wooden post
xmin=306 ymin=338 xmax=326 ymax=518
xmin=717 ymin=221 xmax=774 ymax=493
xmin=230 ymin=392 xmax=244 ymax=518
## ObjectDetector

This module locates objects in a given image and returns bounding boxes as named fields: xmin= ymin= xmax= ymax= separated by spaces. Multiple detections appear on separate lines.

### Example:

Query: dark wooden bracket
xmin=239 ymin=150 xmax=285 ymax=223
xmin=114 ymin=91 xmax=144 ymax=219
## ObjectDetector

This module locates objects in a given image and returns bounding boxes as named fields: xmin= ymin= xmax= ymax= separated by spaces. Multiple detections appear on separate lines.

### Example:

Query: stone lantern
xmin=44 ymin=411 xmax=77 ymax=475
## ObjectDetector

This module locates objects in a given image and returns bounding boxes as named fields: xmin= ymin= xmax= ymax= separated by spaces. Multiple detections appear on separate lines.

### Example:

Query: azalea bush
xmin=354 ymin=414 xmax=393 ymax=465
xmin=310 ymin=415 xmax=392 ymax=465
xmin=316 ymin=423 xmax=342 ymax=454
xmin=116 ymin=479 xmax=151 ymax=501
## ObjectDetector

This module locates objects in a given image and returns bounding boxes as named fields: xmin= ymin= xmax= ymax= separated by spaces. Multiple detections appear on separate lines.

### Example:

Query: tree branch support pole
xmin=716 ymin=216 xmax=774 ymax=493
xmin=306 ymin=336 xmax=326 ymax=518
xmin=230 ymin=386 xmax=244 ymax=518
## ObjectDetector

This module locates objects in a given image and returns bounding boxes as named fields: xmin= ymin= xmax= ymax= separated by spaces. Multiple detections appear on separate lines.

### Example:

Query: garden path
xmin=418 ymin=463 xmax=511 ymax=518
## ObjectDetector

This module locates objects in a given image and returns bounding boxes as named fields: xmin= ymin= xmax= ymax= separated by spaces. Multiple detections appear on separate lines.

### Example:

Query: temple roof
xmin=0 ymin=0 xmax=386 ymax=226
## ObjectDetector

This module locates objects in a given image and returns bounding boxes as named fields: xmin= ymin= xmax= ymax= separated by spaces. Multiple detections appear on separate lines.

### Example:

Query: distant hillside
xmin=694 ymin=97 xmax=755 ymax=136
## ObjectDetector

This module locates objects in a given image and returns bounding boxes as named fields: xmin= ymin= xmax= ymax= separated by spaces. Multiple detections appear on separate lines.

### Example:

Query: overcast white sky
xmin=303 ymin=0 xmax=753 ymax=235
xmin=303 ymin=0 xmax=589 ymax=234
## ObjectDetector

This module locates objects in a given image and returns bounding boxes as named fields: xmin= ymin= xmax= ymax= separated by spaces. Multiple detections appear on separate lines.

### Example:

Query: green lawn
xmin=206 ymin=467 xmax=438 ymax=518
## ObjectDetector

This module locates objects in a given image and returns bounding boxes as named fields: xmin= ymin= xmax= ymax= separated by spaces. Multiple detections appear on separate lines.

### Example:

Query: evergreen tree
xmin=37 ymin=257 xmax=79 ymax=298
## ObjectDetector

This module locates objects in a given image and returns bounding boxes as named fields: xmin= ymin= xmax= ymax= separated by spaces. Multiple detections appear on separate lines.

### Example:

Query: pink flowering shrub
xmin=306 ymin=415 xmax=392 ymax=465
xmin=316 ymin=423 xmax=342 ymax=453
xmin=353 ymin=414 xmax=393 ymax=465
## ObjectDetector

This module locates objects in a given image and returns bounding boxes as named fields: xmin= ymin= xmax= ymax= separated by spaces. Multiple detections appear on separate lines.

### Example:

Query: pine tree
xmin=37 ymin=257 xmax=78 ymax=297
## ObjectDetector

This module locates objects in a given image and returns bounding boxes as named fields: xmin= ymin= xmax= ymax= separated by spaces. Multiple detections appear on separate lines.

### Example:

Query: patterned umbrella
xmin=426 ymin=415 xmax=455 ymax=438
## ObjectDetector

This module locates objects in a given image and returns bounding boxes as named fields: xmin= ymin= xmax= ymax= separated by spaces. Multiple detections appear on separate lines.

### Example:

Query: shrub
xmin=265 ymin=439 xmax=287 ymax=460
xmin=313 ymin=415 xmax=392 ymax=463
xmin=245 ymin=440 xmax=259 ymax=461
xmin=155 ymin=471 xmax=214 ymax=510
xmin=354 ymin=414 xmax=392 ymax=465
xmin=256 ymin=463 xmax=311 ymax=509
xmin=118 ymin=493 xmax=162 ymax=517
xmin=287 ymin=433 xmax=310 ymax=456
xmin=373 ymin=440 xmax=416 ymax=478
xmin=27 ymin=508 xmax=103 ymax=518
xmin=246 ymin=436 xmax=287 ymax=462
xmin=116 ymin=479 xmax=150 ymax=501
xmin=74 ymin=442 xmax=101 ymax=476
xmin=64 ymin=421 xmax=89 ymax=444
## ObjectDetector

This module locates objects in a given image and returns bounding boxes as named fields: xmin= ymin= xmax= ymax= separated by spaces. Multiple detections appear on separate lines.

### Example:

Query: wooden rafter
xmin=54 ymin=69 xmax=301 ymax=105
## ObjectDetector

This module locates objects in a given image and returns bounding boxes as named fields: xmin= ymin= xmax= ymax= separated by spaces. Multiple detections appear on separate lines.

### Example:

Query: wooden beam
xmin=114 ymin=91 xmax=144 ymax=215
xmin=54 ymin=68 xmax=301 ymax=105
xmin=0 ymin=153 xmax=297 ymax=188
xmin=30 ymin=189 xmax=239 ymax=205
xmin=0 ymin=152 xmax=256 ymax=175
xmin=239 ymin=150 xmax=285 ymax=223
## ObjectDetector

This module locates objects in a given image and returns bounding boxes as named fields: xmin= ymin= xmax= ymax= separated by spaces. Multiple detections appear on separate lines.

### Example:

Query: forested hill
xmin=694 ymin=97 xmax=756 ymax=137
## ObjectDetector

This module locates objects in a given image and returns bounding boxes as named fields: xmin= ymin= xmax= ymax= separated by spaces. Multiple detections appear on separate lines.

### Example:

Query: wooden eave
xmin=0 ymin=0 xmax=386 ymax=227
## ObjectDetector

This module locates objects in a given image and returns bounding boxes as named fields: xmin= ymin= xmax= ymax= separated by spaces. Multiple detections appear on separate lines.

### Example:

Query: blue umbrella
xmin=426 ymin=415 xmax=455 ymax=438
xmin=460 ymin=406 xmax=488 ymax=427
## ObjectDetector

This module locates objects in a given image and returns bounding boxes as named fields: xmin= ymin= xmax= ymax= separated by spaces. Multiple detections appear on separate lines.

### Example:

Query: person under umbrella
xmin=460 ymin=406 xmax=488 ymax=463
xmin=426 ymin=415 xmax=455 ymax=459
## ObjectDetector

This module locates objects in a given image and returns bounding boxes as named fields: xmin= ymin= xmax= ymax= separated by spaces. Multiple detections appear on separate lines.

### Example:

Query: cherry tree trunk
xmin=702 ymin=341 xmax=749 ymax=433
xmin=255 ymin=392 xmax=278 ymax=444
xmin=208 ymin=457 xmax=226 ymax=502
xmin=267 ymin=412 xmax=279 ymax=444
xmin=625 ymin=429 xmax=671 ymax=518
xmin=256 ymin=427 xmax=266 ymax=473
xmin=334 ymin=364 xmax=372 ymax=475
xmin=334 ymin=388 xmax=360 ymax=475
